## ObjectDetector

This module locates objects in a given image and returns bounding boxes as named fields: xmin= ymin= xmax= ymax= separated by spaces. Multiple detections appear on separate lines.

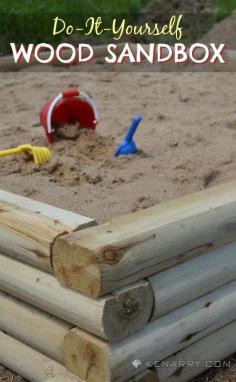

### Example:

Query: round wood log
xmin=53 ymin=180 xmax=236 ymax=297
xmin=156 ymin=321 xmax=236 ymax=382
xmin=0 ymin=291 xmax=71 ymax=363
xmin=0 ymin=189 xmax=94 ymax=229
xmin=0 ymin=254 xmax=153 ymax=342
xmin=0 ymin=191 xmax=95 ymax=272
xmin=190 ymin=48 xmax=236 ymax=64
xmin=127 ymin=370 xmax=158 ymax=382
xmin=149 ymin=240 xmax=236 ymax=320
xmin=2 ymin=45 xmax=236 ymax=71
xmin=0 ymin=331 xmax=82 ymax=382
xmin=226 ymin=50 xmax=236 ymax=63
xmin=63 ymin=281 xmax=236 ymax=382
xmin=0 ymin=43 xmax=163 ymax=71
xmin=0 ymin=291 xmax=155 ymax=382
xmin=0 ymin=43 xmax=131 ymax=71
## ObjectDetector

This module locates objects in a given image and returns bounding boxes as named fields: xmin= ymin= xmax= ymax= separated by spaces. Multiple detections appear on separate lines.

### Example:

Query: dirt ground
xmin=1 ymin=69 xmax=236 ymax=382
xmin=2 ymin=70 xmax=236 ymax=222
xmin=1 ymin=9 xmax=236 ymax=382
xmin=202 ymin=11 xmax=236 ymax=50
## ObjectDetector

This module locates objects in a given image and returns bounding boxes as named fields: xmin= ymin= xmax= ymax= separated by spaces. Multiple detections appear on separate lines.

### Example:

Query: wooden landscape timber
xmin=191 ymin=48 xmax=236 ymax=65
xmin=0 ymin=333 xmax=156 ymax=382
xmin=53 ymin=180 xmax=236 ymax=297
xmin=0 ymin=331 xmax=83 ymax=382
xmin=0 ymin=43 xmax=129 ymax=71
xmin=0 ymin=43 xmax=161 ymax=71
xmin=155 ymin=321 xmax=236 ymax=382
xmin=0 ymin=291 xmax=71 ymax=363
xmin=0 ymin=189 xmax=94 ymax=228
xmin=63 ymin=281 xmax=236 ymax=382
xmin=128 ymin=371 xmax=158 ymax=382
xmin=0 ymin=291 xmax=157 ymax=382
xmin=225 ymin=50 xmax=236 ymax=64
xmin=1 ymin=44 xmax=236 ymax=71
xmin=149 ymin=240 xmax=236 ymax=320
xmin=0 ymin=254 xmax=154 ymax=342
xmin=0 ymin=191 xmax=95 ymax=272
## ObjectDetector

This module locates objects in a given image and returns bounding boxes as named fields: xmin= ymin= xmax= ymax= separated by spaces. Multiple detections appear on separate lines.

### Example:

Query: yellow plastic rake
xmin=0 ymin=144 xmax=52 ymax=165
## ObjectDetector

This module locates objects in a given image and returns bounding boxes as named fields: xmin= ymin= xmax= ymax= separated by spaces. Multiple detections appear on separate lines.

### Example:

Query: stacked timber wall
xmin=0 ymin=182 xmax=236 ymax=382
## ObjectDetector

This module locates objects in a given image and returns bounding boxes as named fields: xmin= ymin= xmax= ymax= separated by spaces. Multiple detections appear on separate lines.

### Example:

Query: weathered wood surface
xmin=0 ymin=254 xmax=153 ymax=342
xmin=0 ymin=189 xmax=94 ymax=228
xmin=192 ymin=48 xmax=236 ymax=63
xmin=128 ymin=371 xmax=158 ymax=382
xmin=0 ymin=43 xmax=129 ymax=71
xmin=0 ymin=291 xmax=71 ymax=363
xmin=0 ymin=331 xmax=83 ymax=382
xmin=0 ymin=44 xmax=158 ymax=71
xmin=156 ymin=321 xmax=236 ymax=382
xmin=1 ymin=46 xmax=235 ymax=71
xmin=53 ymin=180 xmax=236 ymax=296
xmin=63 ymin=281 xmax=236 ymax=382
xmin=149 ymin=240 xmax=236 ymax=319
xmin=0 ymin=191 xmax=95 ymax=271
xmin=0 ymin=291 xmax=157 ymax=382
xmin=0 ymin=330 xmax=156 ymax=382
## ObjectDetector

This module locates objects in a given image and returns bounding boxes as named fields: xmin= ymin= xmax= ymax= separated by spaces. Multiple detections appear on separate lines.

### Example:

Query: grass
xmin=0 ymin=0 xmax=234 ymax=16
xmin=0 ymin=0 xmax=149 ymax=14
xmin=0 ymin=0 xmax=150 ymax=53
xmin=213 ymin=0 xmax=236 ymax=18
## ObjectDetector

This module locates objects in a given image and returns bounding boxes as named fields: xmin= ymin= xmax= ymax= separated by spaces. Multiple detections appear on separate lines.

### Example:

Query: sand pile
xmin=1 ymin=128 xmax=115 ymax=187
xmin=1 ymin=70 xmax=236 ymax=224
xmin=202 ymin=11 xmax=236 ymax=50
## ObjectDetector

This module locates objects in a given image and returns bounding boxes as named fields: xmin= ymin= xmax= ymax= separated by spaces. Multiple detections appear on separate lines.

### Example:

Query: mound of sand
xmin=202 ymin=11 xmax=236 ymax=50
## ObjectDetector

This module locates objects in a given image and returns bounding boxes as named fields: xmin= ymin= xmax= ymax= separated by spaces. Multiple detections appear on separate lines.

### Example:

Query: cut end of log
xmin=102 ymin=280 xmax=154 ymax=342
xmin=52 ymin=235 xmax=102 ymax=297
xmin=131 ymin=370 xmax=160 ymax=382
xmin=63 ymin=328 xmax=110 ymax=382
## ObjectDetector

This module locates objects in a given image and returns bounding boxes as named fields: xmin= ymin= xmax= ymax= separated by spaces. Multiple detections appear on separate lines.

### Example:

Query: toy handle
xmin=47 ymin=90 xmax=81 ymax=135
xmin=0 ymin=147 xmax=20 ymax=157
xmin=62 ymin=89 xmax=80 ymax=98
xmin=125 ymin=115 xmax=142 ymax=142
xmin=64 ymin=89 xmax=99 ymax=123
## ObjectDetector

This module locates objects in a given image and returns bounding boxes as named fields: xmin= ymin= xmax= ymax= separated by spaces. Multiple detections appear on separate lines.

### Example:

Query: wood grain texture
xmin=0 ymin=330 xmax=155 ymax=382
xmin=0 ymin=291 xmax=71 ymax=363
xmin=53 ymin=180 xmax=236 ymax=296
xmin=0 ymin=331 xmax=83 ymax=382
xmin=0 ymin=291 xmax=155 ymax=381
xmin=149 ymin=240 xmax=236 ymax=319
xmin=0 ymin=43 xmax=128 ymax=71
xmin=0 ymin=254 xmax=153 ymax=342
xmin=127 ymin=370 xmax=158 ymax=382
xmin=0 ymin=189 xmax=94 ymax=229
xmin=156 ymin=321 xmax=236 ymax=382
xmin=63 ymin=281 xmax=236 ymax=382
xmin=0 ymin=191 xmax=95 ymax=272
xmin=0 ymin=44 xmax=154 ymax=71
xmin=1 ymin=46 xmax=235 ymax=71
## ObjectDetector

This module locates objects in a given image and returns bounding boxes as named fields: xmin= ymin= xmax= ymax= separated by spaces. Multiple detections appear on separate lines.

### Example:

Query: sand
xmin=1 ymin=70 xmax=236 ymax=223
xmin=1 ymin=11 xmax=236 ymax=382
xmin=203 ymin=11 xmax=236 ymax=50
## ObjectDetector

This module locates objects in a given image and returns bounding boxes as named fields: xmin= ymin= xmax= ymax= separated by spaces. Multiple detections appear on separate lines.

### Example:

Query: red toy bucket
xmin=40 ymin=89 xmax=99 ymax=143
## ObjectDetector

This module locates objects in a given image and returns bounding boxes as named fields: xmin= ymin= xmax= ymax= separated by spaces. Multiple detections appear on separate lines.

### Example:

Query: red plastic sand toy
xmin=40 ymin=89 xmax=99 ymax=143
